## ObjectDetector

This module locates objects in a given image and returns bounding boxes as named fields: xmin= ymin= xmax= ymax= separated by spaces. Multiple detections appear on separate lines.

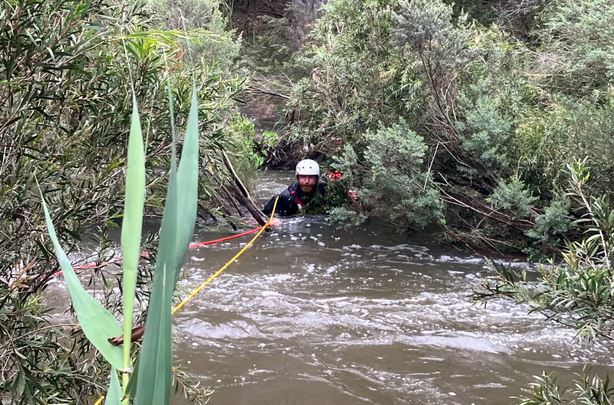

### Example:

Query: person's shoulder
xmin=281 ymin=183 xmax=299 ymax=196
xmin=317 ymin=183 xmax=326 ymax=195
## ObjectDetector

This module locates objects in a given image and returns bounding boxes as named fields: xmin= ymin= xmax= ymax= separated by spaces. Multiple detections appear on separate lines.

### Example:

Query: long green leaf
xmin=135 ymin=84 xmax=200 ymax=405
xmin=104 ymin=368 xmax=122 ymax=405
xmin=172 ymin=83 xmax=200 ymax=287
xmin=40 ymin=194 xmax=123 ymax=370
xmin=121 ymin=95 xmax=146 ymax=375
xmin=134 ymin=175 xmax=177 ymax=405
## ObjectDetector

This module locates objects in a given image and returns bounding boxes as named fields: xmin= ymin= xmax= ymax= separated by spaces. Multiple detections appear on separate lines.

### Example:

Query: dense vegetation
xmin=272 ymin=0 xmax=613 ymax=257
xmin=0 ymin=0 xmax=256 ymax=402
xmin=473 ymin=160 xmax=613 ymax=403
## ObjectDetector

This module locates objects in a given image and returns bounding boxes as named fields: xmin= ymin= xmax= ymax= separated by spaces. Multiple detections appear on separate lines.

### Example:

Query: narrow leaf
xmin=40 ymin=193 xmax=123 ymax=369
xmin=134 ymin=264 xmax=173 ymax=405
xmin=172 ymin=83 xmax=200 ymax=287
xmin=121 ymin=94 xmax=146 ymax=372
xmin=104 ymin=368 xmax=122 ymax=405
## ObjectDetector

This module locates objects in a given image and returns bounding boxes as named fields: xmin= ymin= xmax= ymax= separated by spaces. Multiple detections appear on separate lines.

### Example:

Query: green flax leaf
xmin=40 ymin=194 xmax=123 ymax=370
xmin=172 ymin=83 xmax=200 ymax=287
xmin=104 ymin=368 xmax=122 ymax=405
xmin=135 ymin=83 xmax=199 ymax=405
xmin=121 ymin=94 xmax=146 ymax=371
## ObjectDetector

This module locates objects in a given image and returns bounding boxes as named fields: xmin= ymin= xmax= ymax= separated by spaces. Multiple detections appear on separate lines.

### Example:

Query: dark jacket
xmin=262 ymin=182 xmax=326 ymax=216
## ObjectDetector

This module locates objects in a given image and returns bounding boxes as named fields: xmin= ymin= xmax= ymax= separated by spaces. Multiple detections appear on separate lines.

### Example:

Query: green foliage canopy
xmin=286 ymin=0 xmax=614 ymax=251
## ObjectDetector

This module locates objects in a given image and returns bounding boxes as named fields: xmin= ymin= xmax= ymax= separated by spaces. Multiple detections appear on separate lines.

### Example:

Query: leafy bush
xmin=459 ymin=93 xmax=514 ymax=171
xmin=534 ymin=0 xmax=614 ymax=96
xmin=516 ymin=370 xmax=614 ymax=405
xmin=477 ymin=160 xmax=613 ymax=340
xmin=524 ymin=198 xmax=572 ymax=259
xmin=394 ymin=0 xmax=471 ymax=69
xmin=281 ymin=0 xmax=614 ymax=252
xmin=487 ymin=176 xmax=538 ymax=219
xmin=0 ymin=0 xmax=244 ymax=282
xmin=476 ymin=160 xmax=613 ymax=403
xmin=333 ymin=120 xmax=444 ymax=229
xmin=0 ymin=0 xmax=245 ymax=401
xmin=514 ymin=96 xmax=614 ymax=198
xmin=148 ymin=0 xmax=240 ymax=69
xmin=0 ymin=288 xmax=103 ymax=404
xmin=328 ymin=206 xmax=367 ymax=226
xmin=286 ymin=0 xmax=416 ymax=155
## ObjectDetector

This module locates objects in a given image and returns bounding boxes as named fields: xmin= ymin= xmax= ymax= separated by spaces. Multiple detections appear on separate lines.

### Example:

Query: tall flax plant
xmin=40 ymin=84 xmax=200 ymax=404
xmin=134 ymin=83 xmax=200 ymax=404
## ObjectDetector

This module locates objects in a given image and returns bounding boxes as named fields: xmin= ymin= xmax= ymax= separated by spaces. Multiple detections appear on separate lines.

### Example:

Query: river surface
xmin=169 ymin=172 xmax=613 ymax=404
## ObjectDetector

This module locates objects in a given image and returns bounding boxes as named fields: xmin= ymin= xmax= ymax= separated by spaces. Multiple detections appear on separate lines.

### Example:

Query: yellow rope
xmin=172 ymin=195 xmax=279 ymax=314
xmin=94 ymin=196 xmax=278 ymax=404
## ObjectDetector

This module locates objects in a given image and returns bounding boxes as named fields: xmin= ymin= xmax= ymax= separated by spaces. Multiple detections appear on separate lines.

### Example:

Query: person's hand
xmin=348 ymin=189 xmax=359 ymax=202
xmin=268 ymin=218 xmax=282 ymax=228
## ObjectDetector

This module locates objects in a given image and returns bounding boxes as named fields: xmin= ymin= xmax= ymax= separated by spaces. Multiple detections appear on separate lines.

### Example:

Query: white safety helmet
xmin=295 ymin=159 xmax=320 ymax=177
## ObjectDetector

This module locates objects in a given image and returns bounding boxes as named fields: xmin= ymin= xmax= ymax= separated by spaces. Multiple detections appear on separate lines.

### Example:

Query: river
xmin=169 ymin=172 xmax=613 ymax=404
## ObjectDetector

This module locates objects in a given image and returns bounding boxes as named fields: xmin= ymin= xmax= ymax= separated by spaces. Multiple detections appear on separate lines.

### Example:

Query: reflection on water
xmin=170 ymin=172 xmax=613 ymax=405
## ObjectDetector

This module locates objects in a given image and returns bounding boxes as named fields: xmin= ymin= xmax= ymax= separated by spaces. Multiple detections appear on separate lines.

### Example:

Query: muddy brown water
xmin=171 ymin=172 xmax=612 ymax=404
xmin=48 ymin=172 xmax=613 ymax=404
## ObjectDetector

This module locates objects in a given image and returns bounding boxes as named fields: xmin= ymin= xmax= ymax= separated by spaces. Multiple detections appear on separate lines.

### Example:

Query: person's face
xmin=297 ymin=175 xmax=318 ymax=193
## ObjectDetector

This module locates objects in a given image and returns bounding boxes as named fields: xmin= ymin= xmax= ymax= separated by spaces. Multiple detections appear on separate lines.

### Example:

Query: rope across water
xmin=62 ymin=224 xmax=264 ymax=276
xmin=173 ymin=196 xmax=279 ymax=313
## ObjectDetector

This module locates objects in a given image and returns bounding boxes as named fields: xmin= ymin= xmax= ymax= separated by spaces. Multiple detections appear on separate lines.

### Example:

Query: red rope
xmin=62 ymin=225 xmax=264 ymax=274
xmin=188 ymin=226 xmax=262 ymax=249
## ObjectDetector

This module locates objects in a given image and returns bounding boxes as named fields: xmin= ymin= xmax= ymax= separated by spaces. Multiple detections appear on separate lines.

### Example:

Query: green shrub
xmin=334 ymin=120 xmax=445 ymax=229
xmin=459 ymin=92 xmax=514 ymax=171
xmin=476 ymin=161 xmax=613 ymax=404
xmin=286 ymin=0 xmax=415 ymax=155
xmin=0 ymin=0 xmax=245 ymax=401
xmin=328 ymin=206 xmax=367 ymax=226
xmin=516 ymin=370 xmax=614 ymax=405
xmin=477 ymin=160 xmax=613 ymax=340
xmin=0 ymin=0 xmax=245 ymax=278
xmin=393 ymin=0 xmax=471 ymax=69
xmin=514 ymin=96 xmax=614 ymax=198
xmin=535 ymin=0 xmax=614 ymax=96
xmin=279 ymin=0 xmax=613 ymax=252
xmin=487 ymin=175 xmax=538 ymax=219
xmin=0 ymin=288 xmax=104 ymax=404
xmin=525 ymin=198 xmax=572 ymax=259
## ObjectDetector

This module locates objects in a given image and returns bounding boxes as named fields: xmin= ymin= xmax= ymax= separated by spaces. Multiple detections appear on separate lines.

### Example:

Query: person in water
xmin=262 ymin=159 xmax=327 ymax=217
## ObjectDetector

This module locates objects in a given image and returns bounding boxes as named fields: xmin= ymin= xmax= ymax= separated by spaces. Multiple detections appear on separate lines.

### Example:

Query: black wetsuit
xmin=262 ymin=182 xmax=326 ymax=216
